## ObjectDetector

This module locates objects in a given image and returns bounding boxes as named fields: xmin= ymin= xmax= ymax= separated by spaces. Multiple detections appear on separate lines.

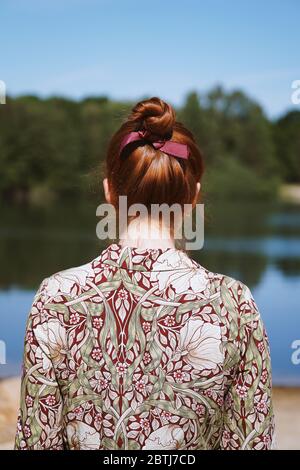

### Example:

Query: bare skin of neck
xmin=118 ymin=217 xmax=176 ymax=250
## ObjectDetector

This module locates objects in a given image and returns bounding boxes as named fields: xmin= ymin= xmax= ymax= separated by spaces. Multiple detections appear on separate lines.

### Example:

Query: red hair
xmin=106 ymin=97 xmax=204 ymax=210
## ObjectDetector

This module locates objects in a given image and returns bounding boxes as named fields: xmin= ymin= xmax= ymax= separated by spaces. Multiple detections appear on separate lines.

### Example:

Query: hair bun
xmin=129 ymin=97 xmax=176 ymax=139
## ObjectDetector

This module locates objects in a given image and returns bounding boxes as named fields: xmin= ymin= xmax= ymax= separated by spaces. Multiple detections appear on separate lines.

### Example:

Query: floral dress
xmin=15 ymin=243 xmax=275 ymax=450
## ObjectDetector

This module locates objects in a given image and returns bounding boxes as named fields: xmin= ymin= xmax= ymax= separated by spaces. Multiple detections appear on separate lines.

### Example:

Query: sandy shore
xmin=279 ymin=184 xmax=300 ymax=204
xmin=0 ymin=377 xmax=299 ymax=450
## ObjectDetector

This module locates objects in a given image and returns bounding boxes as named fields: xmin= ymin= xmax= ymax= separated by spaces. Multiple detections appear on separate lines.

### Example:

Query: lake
xmin=0 ymin=201 xmax=300 ymax=385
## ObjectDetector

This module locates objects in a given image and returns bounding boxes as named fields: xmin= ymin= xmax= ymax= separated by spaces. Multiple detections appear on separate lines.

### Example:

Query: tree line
xmin=0 ymin=86 xmax=299 ymax=205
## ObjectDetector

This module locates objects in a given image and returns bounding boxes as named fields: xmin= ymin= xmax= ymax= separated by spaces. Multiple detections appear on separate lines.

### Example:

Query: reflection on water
xmin=0 ymin=201 xmax=299 ymax=384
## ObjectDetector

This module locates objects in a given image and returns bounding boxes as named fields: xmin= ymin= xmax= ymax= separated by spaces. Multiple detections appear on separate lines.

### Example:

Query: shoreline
xmin=279 ymin=184 xmax=300 ymax=204
xmin=0 ymin=377 xmax=299 ymax=450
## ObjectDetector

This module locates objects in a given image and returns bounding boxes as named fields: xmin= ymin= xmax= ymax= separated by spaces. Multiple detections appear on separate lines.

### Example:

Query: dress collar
xmin=96 ymin=243 xmax=200 ymax=272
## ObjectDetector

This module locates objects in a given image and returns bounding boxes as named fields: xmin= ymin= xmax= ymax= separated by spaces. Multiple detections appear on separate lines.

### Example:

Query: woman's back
xmin=15 ymin=243 xmax=275 ymax=450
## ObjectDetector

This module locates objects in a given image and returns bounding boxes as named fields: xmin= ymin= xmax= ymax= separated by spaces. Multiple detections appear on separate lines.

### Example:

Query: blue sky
xmin=1 ymin=0 xmax=299 ymax=118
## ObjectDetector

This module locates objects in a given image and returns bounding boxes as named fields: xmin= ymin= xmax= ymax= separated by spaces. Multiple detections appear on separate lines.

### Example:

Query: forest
xmin=0 ymin=86 xmax=299 ymax=206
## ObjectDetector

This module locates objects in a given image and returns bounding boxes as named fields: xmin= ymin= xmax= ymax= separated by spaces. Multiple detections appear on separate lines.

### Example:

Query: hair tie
xmin=118 ymin=130 xmax=190 ymax=160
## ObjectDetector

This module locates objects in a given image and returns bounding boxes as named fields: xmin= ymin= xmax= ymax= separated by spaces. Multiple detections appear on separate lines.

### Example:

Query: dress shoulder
xmin=38 ymin=259 xmax=96 ymax=300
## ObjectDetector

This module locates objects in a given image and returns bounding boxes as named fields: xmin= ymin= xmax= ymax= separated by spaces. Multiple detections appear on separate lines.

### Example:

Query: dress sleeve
xmin=220 ymin=282 xmax=276 ymax=450
xmin=14 ymin=279 xmax=64 ymax=450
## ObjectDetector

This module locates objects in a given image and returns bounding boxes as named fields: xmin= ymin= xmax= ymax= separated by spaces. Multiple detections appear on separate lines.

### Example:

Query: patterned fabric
xmin=15 ymin=243 xmax=275 ymax=450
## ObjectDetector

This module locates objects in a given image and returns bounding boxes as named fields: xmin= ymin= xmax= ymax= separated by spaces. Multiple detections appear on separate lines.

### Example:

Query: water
xmin=0 ymin=201 xmax=299 ymax=385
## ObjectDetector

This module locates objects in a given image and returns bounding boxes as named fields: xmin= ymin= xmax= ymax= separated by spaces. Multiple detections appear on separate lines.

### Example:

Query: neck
xmin=118 ymin=218 xmax=176 ymax=250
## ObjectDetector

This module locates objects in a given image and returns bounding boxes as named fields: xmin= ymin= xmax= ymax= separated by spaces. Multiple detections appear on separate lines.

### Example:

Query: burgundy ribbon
xmin=118 ymin=129 xmax=190 ymax=160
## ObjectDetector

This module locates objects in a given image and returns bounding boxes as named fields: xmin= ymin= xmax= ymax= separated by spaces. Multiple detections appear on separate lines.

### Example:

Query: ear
xmin=103 ymin=178 xmax=111 ymax=204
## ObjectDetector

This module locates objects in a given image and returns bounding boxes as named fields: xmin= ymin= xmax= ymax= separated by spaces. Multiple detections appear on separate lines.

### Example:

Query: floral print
xmin=150 ymin=249 xmax=209 ymax=293
xmin=34 ymin=319 xmax=67 ymax=367
xmin=15 ymin=243 xmax=275 ymax=450
xmin=66 ymin=422 xmax=101 ymax=450
xmin=46 ymin=263 xmax=94 ymax=297
xmin=178 ymin=319 xmax=224 ymax=370
xmin=143 ymin=424 xmax=185 ymax=450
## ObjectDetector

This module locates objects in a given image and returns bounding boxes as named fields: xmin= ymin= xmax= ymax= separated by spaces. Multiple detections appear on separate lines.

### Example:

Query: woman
xmin=15 ymin=97 xmax=275 ymax=450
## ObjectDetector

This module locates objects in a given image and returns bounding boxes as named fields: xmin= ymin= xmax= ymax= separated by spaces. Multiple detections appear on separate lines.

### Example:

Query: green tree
xmin=274 ymin=111 xmax=300 ymax=182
